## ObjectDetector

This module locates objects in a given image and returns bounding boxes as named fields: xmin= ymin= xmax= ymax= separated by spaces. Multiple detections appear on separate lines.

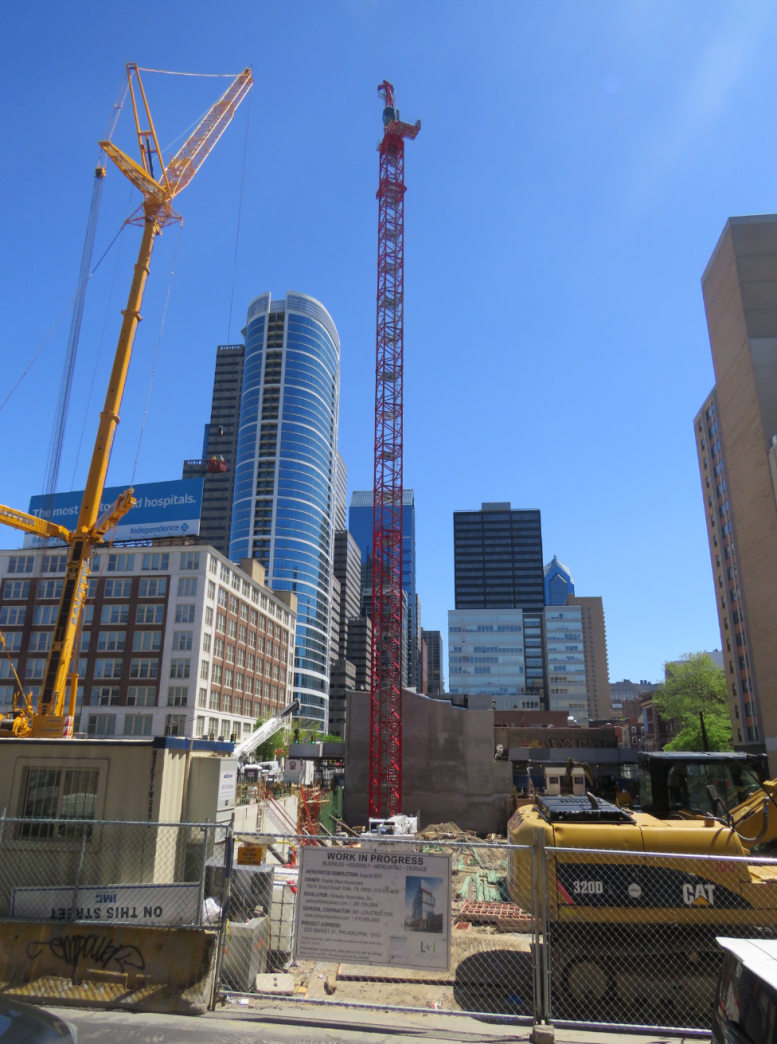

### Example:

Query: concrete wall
xmin=495 ymin=726 xmax=618 ymax=751
xmin=343 ymin=690 xmax=512 ymax=834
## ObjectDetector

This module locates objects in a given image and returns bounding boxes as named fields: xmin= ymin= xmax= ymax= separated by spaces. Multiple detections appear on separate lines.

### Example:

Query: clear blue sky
xmin=1 ymin=1 xmax=774 ymax=685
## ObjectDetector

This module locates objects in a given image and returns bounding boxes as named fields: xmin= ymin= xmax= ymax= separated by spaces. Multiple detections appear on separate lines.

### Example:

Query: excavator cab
xmin=638 ymin=751 xmax=768 ymax=817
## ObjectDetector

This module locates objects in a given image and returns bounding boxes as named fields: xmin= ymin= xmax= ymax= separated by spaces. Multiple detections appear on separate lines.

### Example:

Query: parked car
xmin=714 ymin=937 xmax=777 ymax=1043
xmin=0 ymin=998 xmax=77 ymax=1041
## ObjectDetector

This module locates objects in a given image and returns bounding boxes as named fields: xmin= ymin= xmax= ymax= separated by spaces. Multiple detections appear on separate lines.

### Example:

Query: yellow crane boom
xmin=0 ymin=64 xmax=252 ymax=738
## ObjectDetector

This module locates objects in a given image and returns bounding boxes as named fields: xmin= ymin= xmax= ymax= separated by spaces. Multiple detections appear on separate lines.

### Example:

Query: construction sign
xmin=295 ymin=846 xmax=451 ymax=970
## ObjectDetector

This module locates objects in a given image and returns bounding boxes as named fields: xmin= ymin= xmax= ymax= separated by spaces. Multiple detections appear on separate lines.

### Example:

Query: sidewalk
xmin=48 ymin=1001 xmax=711 ymax=1044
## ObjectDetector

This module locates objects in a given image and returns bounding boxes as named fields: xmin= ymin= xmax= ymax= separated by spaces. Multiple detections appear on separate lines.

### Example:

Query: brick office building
xmin=0 ymin=544 xmax=296 ymax=742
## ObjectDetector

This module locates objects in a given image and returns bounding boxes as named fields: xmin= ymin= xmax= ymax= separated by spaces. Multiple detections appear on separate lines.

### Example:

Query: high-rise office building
xmin=448 ymin=608 xmax=533 ymax=709
xmin=421 ymin=629 xmax=444 ymax=695
xmin=696 ymin=215 xmax=777 ymax=762
xmin=566 ymin=594 xmax=611 ymax=720
xmin=348 ymin=489 xmax=420 ymax=688
xmin=333 ymin=529 xmax=362 ymax=656
xmin=545 ymin=605 xmax=588 ymax=725
xmin=229 ymin=291 xmax=340 ymax=729
xmin=182 ymin=344 xmax=244 ymax=556
xmin=334 ymin=452 xmax=347 ymax=531
xmin=454 ymin=503 xmax=544 ymax=612
xmin=544 ymin=555 xmax=574 ymax=606
xmin=453 ymin=502 xmax=546 ymax=702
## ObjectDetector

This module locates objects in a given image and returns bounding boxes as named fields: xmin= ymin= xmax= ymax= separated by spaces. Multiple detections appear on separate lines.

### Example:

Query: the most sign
xmin=25 ymin=479 xmax=204 ymax=547
xmin=295 ymin=846 xmax=451 ymax=971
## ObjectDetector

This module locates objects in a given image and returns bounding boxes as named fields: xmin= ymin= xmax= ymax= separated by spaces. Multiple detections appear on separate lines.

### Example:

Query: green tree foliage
xmin=653 ymin=652 xmax=733 ymax=752
xmin=252 ymin=718 xmax=286 ymax=761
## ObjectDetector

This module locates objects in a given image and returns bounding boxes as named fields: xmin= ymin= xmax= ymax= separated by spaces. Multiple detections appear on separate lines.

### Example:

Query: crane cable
xmin=227 ymin=88 xmax=252 ymax=344
xmin=0 ymin=219 xmax=129 ymax=415
xmin=69 ymin=184 xmax=135 ymax=490
xmin=130 ymin=222 xmax=183 ymax=486
xmin=137 ymin=68 xmax=239 ymax=77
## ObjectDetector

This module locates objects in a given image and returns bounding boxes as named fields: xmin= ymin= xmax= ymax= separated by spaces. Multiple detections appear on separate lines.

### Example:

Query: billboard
xmin=24 ymin=479 xmax=204 ymax=548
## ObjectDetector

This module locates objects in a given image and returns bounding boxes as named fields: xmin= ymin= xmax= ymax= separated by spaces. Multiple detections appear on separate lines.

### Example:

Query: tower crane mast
xmin=368 ymin=82 xmax=420 ymax=818
xmin=0 ymin=64 xmax=252 ymax=738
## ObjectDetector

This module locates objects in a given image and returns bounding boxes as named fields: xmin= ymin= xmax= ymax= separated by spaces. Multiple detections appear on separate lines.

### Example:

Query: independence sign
xmin=25 ymin=479 xmax=204 ymax=547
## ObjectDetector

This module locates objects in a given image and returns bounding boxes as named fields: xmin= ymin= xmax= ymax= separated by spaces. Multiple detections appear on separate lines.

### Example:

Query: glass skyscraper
xmin=230 ymin=291 xmax=340 ymax=727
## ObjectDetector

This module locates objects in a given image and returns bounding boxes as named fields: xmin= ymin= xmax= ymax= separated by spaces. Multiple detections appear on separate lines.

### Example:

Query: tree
xmin=252 ymin=718 xmax=287 ymax=761
xmin=653 ymin=652 xmax=733 ymax=752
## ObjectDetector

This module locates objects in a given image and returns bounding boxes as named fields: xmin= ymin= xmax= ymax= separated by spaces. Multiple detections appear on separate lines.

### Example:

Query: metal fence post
xmin=210 ymin=818 xmax=234 ymax=1010
xmin=70 ymin=825 xmax=88 ymax=923
xmin=531 ymin=829 xmax=543 ymax=1024
xmin=197 ymin=821 xmax=210 ymax=926
xmin=540 ymin=833 xmax=551 ymax=1025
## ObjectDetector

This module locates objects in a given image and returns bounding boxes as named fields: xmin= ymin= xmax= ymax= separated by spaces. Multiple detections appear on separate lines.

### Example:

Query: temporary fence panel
xmin=542 ymin=844 xmax=777 ymax=1033
xmin=0 ymin=817 xmax=228 ymax=928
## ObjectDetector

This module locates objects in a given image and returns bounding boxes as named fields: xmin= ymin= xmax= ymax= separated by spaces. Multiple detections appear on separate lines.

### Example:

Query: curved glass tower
xmin=230 ymin=291 xmax=340 ymax=727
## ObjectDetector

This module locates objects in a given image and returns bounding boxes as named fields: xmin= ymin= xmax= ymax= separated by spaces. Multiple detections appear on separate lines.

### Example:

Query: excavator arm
xmin=0 ymin=504 xmax=71 ymax=544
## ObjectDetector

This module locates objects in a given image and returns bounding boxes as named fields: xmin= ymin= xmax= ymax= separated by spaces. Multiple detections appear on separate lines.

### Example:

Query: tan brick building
xmin=566 ymin=594 xmax=611 ymax=720
xmin=696 ymin=215 xmax=777 ymax=768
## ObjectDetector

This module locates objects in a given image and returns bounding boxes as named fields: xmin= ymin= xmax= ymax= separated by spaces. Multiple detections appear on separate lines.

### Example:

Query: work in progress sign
xmin=295 ymin=847 xmax=451 ymax=970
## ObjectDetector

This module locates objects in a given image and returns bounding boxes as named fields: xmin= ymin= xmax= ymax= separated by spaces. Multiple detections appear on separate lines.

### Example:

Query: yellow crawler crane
xmin=0 ymin=64 xmax=252 ymax=738
xmin=507 ymin=794 xmax=777 ymax=1024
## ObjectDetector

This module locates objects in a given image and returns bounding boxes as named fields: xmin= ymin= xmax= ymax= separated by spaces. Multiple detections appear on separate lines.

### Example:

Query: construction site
xmin=1 ymin=49 xmax=777 ymax=1044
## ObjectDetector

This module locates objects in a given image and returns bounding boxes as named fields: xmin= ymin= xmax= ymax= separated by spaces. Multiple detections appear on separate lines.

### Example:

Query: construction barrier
xmin=0 ymin=816 xmax=228 ymax=1012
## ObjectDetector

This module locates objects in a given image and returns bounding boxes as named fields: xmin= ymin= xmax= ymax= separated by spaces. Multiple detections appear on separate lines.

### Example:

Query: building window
xmin=1 ymin=606 xmax=27 ymax=626
xmin=196 ymin=715 xmax=206 ymax=736
xmin=180 ymin=552 xmax=200 ymax=571
xmin=178 ymin=577 xmax=198 ymax=598
xmin=108 ymin=553 xmax=135 ymax=572
xmin=0 ymin=659 xmax=19 ymax=679
xmin=94 ymin=659 xmax=123 ymax=679
xmin=124 ymin=714 xmax=153 ymax=736
xmin=170 ymin=658 xmax=190 ymax=679
xmin=216 ymin=613 xmax=226 ymax=634
xmin=205 ymin=605 xmax=214 ymax=626
xmin=226 ymin=645 xmax=235 ymax=665
xmin=133 ymin=631 xmax=161 ymax=652
xmin=136 ymin=604 xmax=164 ymax=624
xmin=91 ymin=686 xmax=120 ymax=706
xmin=4 ymin=580 xmax=30 ymax=600
xmin=165 ymin=714 xmax=187 ymax=737
xmin=25 ymin=658 xmax=46 ymax=679
xmin=18 ymin=767 xmax=99 ymax=838
xmin=198 ymin=687 xmax=207 ymax=708
xmin=138 ymin=578 xmax=167 ymax=598
xmin=101 ymin=604 xmax=129 ymax=625
xmin=104 ymin=579 xmax=132 ymax=599
xmin=130 ymin=658 xmax=159 ymax=680
xmin=9 ymin=556 xmax=34 ymax=574
xmin=27 ymin=631 xmax=50 ymax=653
xmin=37 ymin=580 xmax=63 ymax=600
xmin=97 ymin=631 xmax=125 ymax=652
xmin=168 ymin=686 xmax=188 ymax=707
xmin=212 ymin=664 xmax=223 ymax=685
xmin=87 ymin=714 xmax=116 ymax=737
xmin=207 ymin=580 xmax=215 ymax=601
xmin=142 ymin=553 xmax=169 ymax=571
xmin=127 ymin=686 xmax=155 ymax=706
xmin=227 ymin=620 xmax=237 ymax=640
xmin=41 ymin=554 xmax=67 ymax=574
xmin=209 ymin=556 xmax=218 ymax=575
xmin=200 ymin=659 xmax=209 ymax=680
xmin=176 ymin=603 xmax=196 ymax=624
xmin=208 ymin=716 xmax=219 ymax=737
xmin=173 ymin=631 xmax=193 ymax=651
xmin=224 ymin=668 xmax=234 ymax=689
xmin=202 ymin=633 xmax=211 ymax=653
xmin=218 ymin=588 xmax=228 ymax=608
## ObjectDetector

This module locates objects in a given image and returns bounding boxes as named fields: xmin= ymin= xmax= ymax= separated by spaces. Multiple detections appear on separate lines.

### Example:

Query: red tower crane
xmin=369 ymin=81 xmax=421 ymax=819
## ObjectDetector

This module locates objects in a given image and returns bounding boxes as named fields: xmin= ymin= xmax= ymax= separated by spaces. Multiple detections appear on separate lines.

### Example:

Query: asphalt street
xmin=46 ymin=1003 xmax=711 ymax=1044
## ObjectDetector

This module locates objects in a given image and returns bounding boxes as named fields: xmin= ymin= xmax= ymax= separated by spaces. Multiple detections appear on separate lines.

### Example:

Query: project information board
xmin=295 ymin=846 xmax=451 ymax=970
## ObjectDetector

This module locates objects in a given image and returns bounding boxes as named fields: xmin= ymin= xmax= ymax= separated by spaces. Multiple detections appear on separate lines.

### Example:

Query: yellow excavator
xmin=0 ymin=64 xmax=252 ymax=738
xmin=507 ymin=791 xmax=777 ymax=1022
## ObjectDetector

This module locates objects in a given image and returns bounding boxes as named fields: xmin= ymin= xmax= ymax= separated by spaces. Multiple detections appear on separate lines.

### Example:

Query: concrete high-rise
xmin=348 ymin=489 xmax=420 ymax=689
xmin=182 ymin=344 xmax=244 ymax=556
xmin=333 ymin=529 xmax=361 ymax=658
xmin=421 ymin=629 xmax=444 ymax=695
xmin=453 ymin=503 xmax=544 ymax=612
xmin=229 ymin=292 xmax=340 ymax=729
xmin=695 ymin=215 xmax=777 ymax=763
xmin=566 ymin=594 xmax=611 ymax=720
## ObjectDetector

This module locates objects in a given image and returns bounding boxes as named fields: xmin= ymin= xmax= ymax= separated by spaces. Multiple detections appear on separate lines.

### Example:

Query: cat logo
xmin=682 ymin=882 xmax=716 ymax=906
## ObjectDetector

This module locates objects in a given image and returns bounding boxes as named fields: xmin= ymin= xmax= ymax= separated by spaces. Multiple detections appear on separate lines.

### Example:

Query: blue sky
xmin=1 ymin=1 xmax=775 ymax=685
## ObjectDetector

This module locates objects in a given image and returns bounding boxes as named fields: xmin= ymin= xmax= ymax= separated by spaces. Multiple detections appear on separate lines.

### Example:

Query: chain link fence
xmin=0 ymin=816 xmax=228 ymax=927
xmin=2 ymin=817 xmax=776 ymax=1034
